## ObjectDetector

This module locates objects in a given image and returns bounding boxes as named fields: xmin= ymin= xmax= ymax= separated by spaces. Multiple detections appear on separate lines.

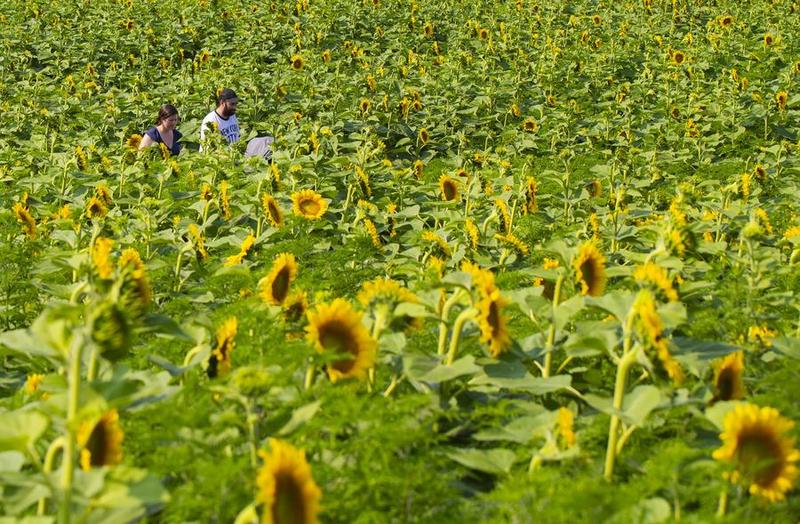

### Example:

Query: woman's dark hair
xmin=155 ymin=104 xmax=179 ymax=125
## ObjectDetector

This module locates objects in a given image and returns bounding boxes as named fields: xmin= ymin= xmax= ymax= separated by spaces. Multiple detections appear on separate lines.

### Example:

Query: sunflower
xmin=306 ymin=299 xmax=376 ymax=382
xmin=592 ymin=14 xmax=601 ymax=25
xmin=25 ymin=373 xmax=44 ymax=395
xmin=85 ymin=196 xmax=108 ymax=219
xmin=476 ymin=289 xmax=511 ymax=358
xmin=283 ymin=291 xmax=309 ymax=324
xmin=423 ymin=21 xmax=433 ymax=37
xmin=713 ymin=404 xmax=799 ymax=502
xmin=418 ymin=127 xmax=429 ymax=145
xmin=633 ymin=262 xmax=678 ymax=302
xmin=413 ymin=159 xmax=424 ymax=179
xmin=556 ymin=407 xmax=576 ymax=449
xmin=12 ymin=202 xmax=36 ymax=239
xmin=711 ymin=351 xmax=746 ymax=404
xmin=77 ymin=410 xmax=124 ymax=470
xmin=763 ymin=33 xmax=774 ymax=47
xmin=358 ymin=98 xmax=371 ymax=114
xmin=224 ymin=234 xmax=256 ymax=267
xmin=362 ymin=218 xmax=381 ymax=248
xmin=321 ymin=49 xmax=331 ymax=63
xmin=207 ymin=317 xmax=238 ymax=379
xmin=119 ymin=248 xmax=152 ymax=315
xmin=75 ymin=145 xmax=89 ymax=171
xmin=188 ymin=224 xmax=209 ymax=261
xmin=259 ymin=253 xmax=298 ymax=305
xmin=633 ymin=290 xmax=684 ymax=383
xmin=510 ymin=103 xmax=521 ymax=118
xmin=95 ymin=183 xmax=113 ymax=208
xmin=291 ymin=54 xmax=304 ymax=70
xmin=522 ymin=117 xmax=539 ymax=133
xmin=573 ymin=242 xmax=606 ymax=297
xmin=495 ymin=198 xmax=512 ymax=233
xmin=753 ymin=164 xmax=767 ymax=181
xmin=291 ymin=190 xmax=328 ymax=219
xmin=355 ymin=166 xmax=371 ymax=197
xmin=125 ymin=133 xmax=142 ymax=150
xmin=439 ymin=175 xmax=459 ymax=202
xmin=465 ymin=218 xmax=479 ymax=249
xmin=718 ymin=15 xmax=733 ymax=28
xmin=256 ymin=439 xmax=321 ymax=524
xmin=495 ymin=233 xmax=530 ymax=255
xmin=776 ymin=91 xmax=788 ymax=111
xmin=219 ymin=180 xmax=232 ymax=220
xmin=357 ymin=277 xmax=417 ymax=308
xmin=422 ymin=231 xmax=451 ymax=258
xmin=92 ymin=237 xmax=115 ymax=280
xmin=671 ymin=50 xmax=686 ymax=66
xmin=262 ymin=193 xmax=283 ymax=228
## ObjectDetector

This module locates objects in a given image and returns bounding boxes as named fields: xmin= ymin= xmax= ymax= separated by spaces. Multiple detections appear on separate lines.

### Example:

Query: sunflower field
xmin=2 ymin=0 xmax=800 ymax=522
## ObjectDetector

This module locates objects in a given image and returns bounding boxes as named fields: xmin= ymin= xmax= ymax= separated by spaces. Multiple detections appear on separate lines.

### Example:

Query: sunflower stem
xmin=543 ymin=274 xmax=564 ymax=378
xmin=446 ymin=308 xmax=477 ymax=366
xmin=383 ymin=374 xmax=400 ymax=397
xmin=37 ymin=436 xmax=65 ymax=515
xmin=86 ymin=347 xmax=99 ymax=381
xmin=304 ymin=364 xmax=315 ymax=390
xmin=603 ymin=311 xmax=636 ymax=482
xmin=716 ymin=486 xmax=728 ymax=517
xmin=59 ymin=335 xmax=83 ymax=524
xmin=368 ymin=309 xmax=388 ymax=388
xmin=437 ymin=290 xmax=463 ymax=356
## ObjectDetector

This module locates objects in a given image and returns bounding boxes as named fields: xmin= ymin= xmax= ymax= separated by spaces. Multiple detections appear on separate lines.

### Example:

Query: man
xmin=200 ymin=88 xmax=240 ymax=149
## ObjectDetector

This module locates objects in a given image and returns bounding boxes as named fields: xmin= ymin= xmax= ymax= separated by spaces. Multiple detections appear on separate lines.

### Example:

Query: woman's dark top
xmin=144 ymin=126 xmax=183 ymax=156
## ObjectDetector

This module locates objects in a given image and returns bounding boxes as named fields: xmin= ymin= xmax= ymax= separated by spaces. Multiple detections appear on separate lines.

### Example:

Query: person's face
xmin=222 ymin=97 xmax=238 ymax=116
xmin=163 ymin=114 xmax=179 ymax=130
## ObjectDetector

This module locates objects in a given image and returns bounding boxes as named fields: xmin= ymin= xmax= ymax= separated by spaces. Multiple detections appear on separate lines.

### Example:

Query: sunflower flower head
xmin=495 ymin=233 xmax=530 ymax=255
xmin=125 ymin=133 xmax=142 ymax=150
xmin=292 ymin=190 xmax=328 ymax=220
xmin=556 ymin=407 xmax=576 ymax=449
xmin=713 ymin=404 xmax=799 ymax=502
xmin=224 ymin=234 xmax=257 ymax=267
xmin=256 ymin=439 xmax=321 ymax=524
xmin=306 ymin=299 xmax=377 ymax=382
xmin=259 ymin=253 xmax=298 ymax=305
xmin=495 ymin=198 xmax=512 ymax=233
xmin=525 ymin=177 xmax=538 ymax=213
xmin=573 ymin=242 xmax=606 ymax=296
xmin=776 ymin=91 xmax=788 ymax=111
xmin=439 ymin=175 xmax=460 ymax=202
xmin=219 ymin=180 xmax=232 ymax=220
xmin=362 ymin=218 xmax=381 ymax=248
xmin=12 ymin=202 xmax=37 ymax=239
xmin=188 ymin=224 xmax=209 ymax=261
xmin=77 ymin=410 xmax=124 ymax=470
xmin=711 ymin=351 xmax=746 ymax=404
xmin=465 ymin=218 xmax=479 ymax=249
xmin=291 ymin=53 xmax=304 ymax=70
xmin=422 ymin=231 xmax=451 ymax=258
xmin=262 ymin=193 xmax=284 ymax=227
xmin=522 ymin=117 xmax=539 ymax=133
xmin=119 ymin=248 xmax=151 ymax=315
xmin=207 ymin=317 xmax=238 ymax=378
xmin=633 ymin=262 xmax=678 ymax=302
xmin=357 ymin=277 xmax=417 ymax=309
xmin=632 ymin=290 xmax=683 ymax=383
xmin=476 ymin=288 xmax=511 ymax=358
xmin=85 ymin=196 xmax=108 ymax=219
xmin=92 ymin=237 xmax=115 ymax=280
xmin=25 ymin=373 xmax=45 ymax=395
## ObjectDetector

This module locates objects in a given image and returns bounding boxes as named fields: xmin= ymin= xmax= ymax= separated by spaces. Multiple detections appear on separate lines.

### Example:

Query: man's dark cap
xmin=217 ymin=88 xmax=238 ymax=103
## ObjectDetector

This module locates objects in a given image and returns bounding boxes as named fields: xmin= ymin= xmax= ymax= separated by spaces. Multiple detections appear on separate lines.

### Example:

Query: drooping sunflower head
xmin=713 ymin=404 xmax=799 ymax=502
xmin=357 ymin=277 xmax=417 ymax=309
xmin=418 ymin=127 xmax=429 ymax=145
xmin=291 ymin=190 xmax=328 ymax=220
xmin=259 ymin=253 xmax=298 ymax=306
xmin=712 ymin=351 xmax=746 ymax=404
xmin=556 ymin=407 xmax=576 ymax=449
xmin=262 ymin=193 xmax=283 ymax=227
xmin=632 ymin=290 xmax=684 ymax=383
xmin=476 ymin=289 xmax=511 ymax=358
xmin=359 ymin=98 xmax=371 ymax=114
xmin=125 ymin=133 xmax=142 ymax=150
xmin=572 ymin=242 xmax=606 ymax=296
xmin=306 ymin=299 xmax=376 ymax=382
xmin=283 ymin=290 xmax=309 ymax=325
xmin=776 ymin=91 xmax=788 ymax=111
xmin=77 ymin=409 xmax=124 ymax=470
xmin=85 ymin=196 xmax=108 ymax=219
xmin=256 ymin=438 xmax=321 ymax=524
xmin=207 ymin=317 xmax=238 ymax=379
xmin=439 ymin=175 xmax=459 ymax=202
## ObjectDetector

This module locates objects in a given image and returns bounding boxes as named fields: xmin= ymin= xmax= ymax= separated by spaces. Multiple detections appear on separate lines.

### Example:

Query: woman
xmin=139 ymin=104 xmax=183 ymax=156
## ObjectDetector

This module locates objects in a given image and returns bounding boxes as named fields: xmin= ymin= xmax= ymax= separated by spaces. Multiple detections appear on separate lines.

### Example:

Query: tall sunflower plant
xmin=0 ymin=274 xmax=176 ymax=521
